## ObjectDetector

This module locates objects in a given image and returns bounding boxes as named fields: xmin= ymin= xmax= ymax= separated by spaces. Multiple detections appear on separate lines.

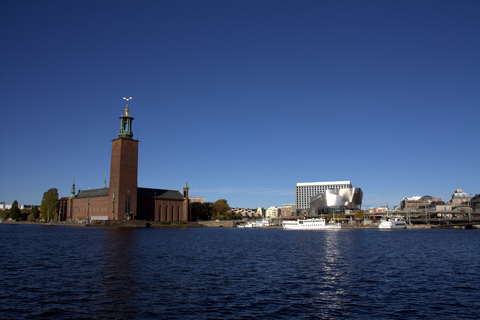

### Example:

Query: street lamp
xmin=425 ymin=205 xmax=428 ymax=224
xmin=468 ymin=200 xmax=471 ymax=223
xmin=112 ymin=190 xmax=115 ymax=220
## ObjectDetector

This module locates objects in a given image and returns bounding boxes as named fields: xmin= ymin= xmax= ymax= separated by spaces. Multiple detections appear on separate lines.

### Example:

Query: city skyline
xmin=1 ymin=0 xmax=479 ymax=209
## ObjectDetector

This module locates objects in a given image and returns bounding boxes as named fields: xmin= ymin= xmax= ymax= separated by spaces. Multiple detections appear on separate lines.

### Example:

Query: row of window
xmin=76 ymin=207 xmax=108 ymax=213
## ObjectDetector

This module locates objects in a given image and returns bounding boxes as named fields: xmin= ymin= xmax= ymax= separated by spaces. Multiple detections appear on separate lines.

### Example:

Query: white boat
xmin=378 ymin=216 xmax=406 ymax=229
xmin=282 ymin=218 xmax=341 ymax=230
xmin=256 ymin=219 xmax=270 ymax=227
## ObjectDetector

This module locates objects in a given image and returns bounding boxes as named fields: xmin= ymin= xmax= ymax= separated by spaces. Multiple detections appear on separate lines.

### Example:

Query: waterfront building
xmin=66 ymin=102 xmax=190 ymax=222
xmin=471 ymin=195 xmax=480 ymax=213
xmin=231 ymin=207 xmax=256 ymax=218
xmin=257 ymin=207 xmax=265 ymax=218
xmin=400 ymin=196 xmax=442 ymax=212
xmin=295 ymin=181 xmax=353 ymax=209
xmin=280 ymin=204 xmax=296 ymax=217
xmin=265 ymin=206 xmax=280 ymax=219
xmin=450 ymin=189 xmax=473 ymax=207
xmin=308 ymin=188 xmax=363 ymax=214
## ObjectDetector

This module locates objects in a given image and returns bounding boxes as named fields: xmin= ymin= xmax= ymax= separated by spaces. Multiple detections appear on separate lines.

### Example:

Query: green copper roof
xmin=184 ymin=181 xmax=189 ymax=189
xmin=137 ymin=188 xmax=184 ymax=200
xmin=76 ymin=188 xmax=110 ymax=198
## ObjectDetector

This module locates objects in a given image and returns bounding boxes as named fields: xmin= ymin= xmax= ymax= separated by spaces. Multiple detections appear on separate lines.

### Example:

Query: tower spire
xmin=119 ymin=97 xmax=134 ymax=138
xmin=123 ymin=97 xmax=132 ymax=116
xmin=69 ymin=176 xmax=76 ymax=199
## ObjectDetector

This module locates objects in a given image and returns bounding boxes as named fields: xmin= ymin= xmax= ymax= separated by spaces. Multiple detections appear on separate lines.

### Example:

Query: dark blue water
xmin=1 ymin=225 xmax=479 ymax=319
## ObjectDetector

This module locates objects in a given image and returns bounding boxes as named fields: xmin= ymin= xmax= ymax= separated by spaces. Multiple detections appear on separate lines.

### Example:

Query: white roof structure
xmin=296 ymin=181 xmax=351 ymax=187
xmin=403 ymin=196 xmax=422 ymax=201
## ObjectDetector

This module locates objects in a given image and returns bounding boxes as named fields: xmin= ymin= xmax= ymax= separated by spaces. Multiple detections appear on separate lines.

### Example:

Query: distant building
xmin=450 ymin=189 xmax=473 ymax=207
xmin=58 ymin=197 xmax=69 ymax=221
xmin=231 ymin=207 xmax=256 ymax=218
xmin=400 ymin=190 xmax=477 ymax=213
xmin=189 ymin=197 xmax=206 ymax=203
xmin=280 ymin=204 xmax=296 ymax=217
xmin=308 ymin=188 xmax=363 ymax=214
xmin=400 ymin=196 xmax=442 ymax=212
xmin=296 ymin=181 xmax=353 ymax=209
xmin=471 ymin=194 xmax=480 ymax=213
xmin=0 ymin=202 xmax=38 ymax=210
xmin=257 ymin=207 xmax=265 ymax=218
xmin=265 ymin=206 xmax=280 ymax=219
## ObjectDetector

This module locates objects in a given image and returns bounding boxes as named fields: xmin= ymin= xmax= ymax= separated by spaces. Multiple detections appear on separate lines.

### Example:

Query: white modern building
xmin=296 ymin=181 xmax=353 ymax=209
xmin=0 ymin=202 xmax=37 ymax=210
xmin=265 ymin=206 xmax=280 ymax=219
xmin=309 ymin=188 xmax=363 ymax=212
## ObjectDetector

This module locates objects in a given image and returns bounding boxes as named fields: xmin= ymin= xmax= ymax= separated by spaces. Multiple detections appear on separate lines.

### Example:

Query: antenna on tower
xmin=122 ymin=97 xmax=132 ymax=116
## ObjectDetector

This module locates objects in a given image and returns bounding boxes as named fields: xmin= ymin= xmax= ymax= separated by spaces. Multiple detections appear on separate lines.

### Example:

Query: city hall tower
xmin=109 ymin=99 xmax=138 ymax=219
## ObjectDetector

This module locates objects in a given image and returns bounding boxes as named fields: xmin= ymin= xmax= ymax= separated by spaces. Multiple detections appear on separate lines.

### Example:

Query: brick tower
xmin=109 ymin=98 xmax=138 ymax=220
xmin=183 ymin=180 xmax=190 ymax=221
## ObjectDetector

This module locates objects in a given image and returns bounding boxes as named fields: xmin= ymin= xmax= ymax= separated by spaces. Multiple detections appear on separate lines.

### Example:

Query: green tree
xmin=0 ymin=209 xmax=9 ymax=219
xmin=9 ymin=201 xmax=21 ymax=220
xmin=191 ymin=202 xmax=213 ymax=221
xmin=233 ymin=213 xmax=243 ymax=220
xmin=40 ymin=188 xmax=59 ymax=221
xmin=31 ymin=206 xmax=40 ymax=219
xmin=20 ymin=208 xmax=30 ymax=221
xmin=212 ymin=199 xmax=231 ymax=220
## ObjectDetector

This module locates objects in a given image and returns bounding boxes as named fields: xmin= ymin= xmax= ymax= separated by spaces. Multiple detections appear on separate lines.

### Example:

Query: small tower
xmin=183 ymin=180 xmax=190 ymax=221
xmin=69 ymin=178 xmax=76 ymax=199
xmin=118 ymin=97 xmax=134 ymax=138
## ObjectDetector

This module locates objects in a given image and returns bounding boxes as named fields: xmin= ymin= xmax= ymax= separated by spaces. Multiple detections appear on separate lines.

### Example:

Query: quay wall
xmin=407 ymin=225 xmax=432 ymax=229
xmin=0 ymin=220 xmax=147 ymax=227
xmin=198 ymin=221 xmax=235 ymax=228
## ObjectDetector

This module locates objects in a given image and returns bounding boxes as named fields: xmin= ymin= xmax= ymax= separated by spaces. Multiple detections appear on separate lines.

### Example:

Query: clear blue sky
xmin=1 ymin=0 xmax=479 ymax=209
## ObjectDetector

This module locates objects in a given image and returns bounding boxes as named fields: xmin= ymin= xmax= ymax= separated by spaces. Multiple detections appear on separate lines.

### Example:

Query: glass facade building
xmin=296 ymin=181 xmax=353 ymax=209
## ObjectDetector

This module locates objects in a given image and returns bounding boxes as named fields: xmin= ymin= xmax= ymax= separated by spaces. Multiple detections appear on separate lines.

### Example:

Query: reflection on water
xmin=318 ymin=230 xmax=345 ymax=312
xmin=0 ymin=226 xmax=479 ymax=319
xmin=97 ymin=228 xmax=139 ymax=319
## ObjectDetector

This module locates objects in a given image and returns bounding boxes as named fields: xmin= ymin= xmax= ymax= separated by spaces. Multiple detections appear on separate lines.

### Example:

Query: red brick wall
xmin=109 ymin=138 xmax=138 ymax=220
xmin=68 ymin=196 xmax=111 ymax=221
xmin=154 ymin=198 xmax=185 ymax=222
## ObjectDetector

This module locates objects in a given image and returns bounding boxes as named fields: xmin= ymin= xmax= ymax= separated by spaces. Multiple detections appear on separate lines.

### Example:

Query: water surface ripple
xmin=1 ymin=225 xmax=479 ymax=319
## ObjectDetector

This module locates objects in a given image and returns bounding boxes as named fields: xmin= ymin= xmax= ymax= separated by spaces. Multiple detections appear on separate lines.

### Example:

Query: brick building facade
xmin=66 ymin=103 xmax=189 ymax=222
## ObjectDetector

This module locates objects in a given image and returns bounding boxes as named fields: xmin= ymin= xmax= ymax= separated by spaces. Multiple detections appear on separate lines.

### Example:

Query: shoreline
xmin=1 ymin=220 xmax=477 ymax=229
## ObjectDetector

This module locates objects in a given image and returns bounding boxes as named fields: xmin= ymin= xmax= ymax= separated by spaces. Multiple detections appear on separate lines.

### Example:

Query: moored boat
xmin=282 ymin=218 xmax=341 ymax=230
xmin=378 ymin=216 xmax=406 ymax=229
xmin=256 ymin=219 xmax=270 ymax=227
